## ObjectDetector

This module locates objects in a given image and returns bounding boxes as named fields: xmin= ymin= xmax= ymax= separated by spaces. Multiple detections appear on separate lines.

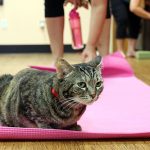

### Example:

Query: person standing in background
xmin=110 ymin=0 xmax=141 ymax=57
xmin=45 ymin=0 xmax=107 ymax=65
xmin=130 ymin=0 xmax=150 ymax=19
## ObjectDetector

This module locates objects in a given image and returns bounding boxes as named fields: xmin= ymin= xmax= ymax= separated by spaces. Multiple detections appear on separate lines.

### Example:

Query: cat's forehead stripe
xmin=78 ymin=66 xmax=91 ymax=78
xmin=86 ymin=67 xmax=95 ymax=79
xmin=79 ymin=66 xmax=99 ymax=80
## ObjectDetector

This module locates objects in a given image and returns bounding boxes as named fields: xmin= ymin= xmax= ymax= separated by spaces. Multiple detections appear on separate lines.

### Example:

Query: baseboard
xmin=0 ymin=45 xmax=83 ymax=53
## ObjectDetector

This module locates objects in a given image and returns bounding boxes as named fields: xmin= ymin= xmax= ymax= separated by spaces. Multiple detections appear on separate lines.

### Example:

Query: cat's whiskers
xmin=58 ymin=99 xmax=73 ymax=108
xmin=56 ymin=97 xmax=72 ymax=104
xmin=56 ymin=99 xmax=69 ymax=110
xmin=71 ymin=97 xmax=86 ymax=105
xmin=66 ymin=97 xmax=85 ymax=110
xmin=57 ymin=97 xmax=75 ymax=110
xmin=63 ymin=100 xmax=76 ymax=110
xmin=68 ymin=103 xmax=79 ymax=110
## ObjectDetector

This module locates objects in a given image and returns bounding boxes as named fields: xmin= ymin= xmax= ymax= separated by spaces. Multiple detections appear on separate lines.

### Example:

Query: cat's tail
xmin=0 ymin=74 xmax=13 ymax=95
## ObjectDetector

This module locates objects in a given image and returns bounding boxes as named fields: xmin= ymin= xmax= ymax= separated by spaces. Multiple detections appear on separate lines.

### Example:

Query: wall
xmin=0 ymin=0 xmax=90 ymax=45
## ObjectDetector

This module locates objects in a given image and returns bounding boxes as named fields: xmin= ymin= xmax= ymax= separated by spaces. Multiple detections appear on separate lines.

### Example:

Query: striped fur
xmin=0 ymin=56 xmax=103 ymax=130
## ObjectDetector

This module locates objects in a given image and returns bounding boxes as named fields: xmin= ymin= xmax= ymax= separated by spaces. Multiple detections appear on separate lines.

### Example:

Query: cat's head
xmin=55 ymin=56 xmax=103 ymax=105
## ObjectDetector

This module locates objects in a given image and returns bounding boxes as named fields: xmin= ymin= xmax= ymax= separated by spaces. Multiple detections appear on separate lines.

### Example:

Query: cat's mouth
xmin=61 ymin=96 xmax=97 ymax=109
xmin=82 ymin=100 xmax=95 ymax=105
xmin=74 ymin=96 xmax=97 ymax=105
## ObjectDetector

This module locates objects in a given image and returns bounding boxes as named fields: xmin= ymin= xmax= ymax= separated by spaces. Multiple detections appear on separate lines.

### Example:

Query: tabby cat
xmin=0 ymin=56 xmax=103 ymax=131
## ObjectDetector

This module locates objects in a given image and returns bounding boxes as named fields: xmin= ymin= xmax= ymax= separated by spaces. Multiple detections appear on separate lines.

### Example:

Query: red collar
xmin=51 ymin=88 xmax=58 ymax=97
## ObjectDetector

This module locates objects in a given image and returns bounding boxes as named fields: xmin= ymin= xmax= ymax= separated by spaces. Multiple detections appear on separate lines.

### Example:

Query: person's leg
xmin=96 ymin=18 xmax=110 ymax=56
xmin=81 ymin=0 xmax=107 ymax=62
xmin=116 ymin=39 xmax=125 ymax=52
xmin=45 ymin=0 xmax=65 ymax=65
xmin=46 ymin=18 xmax=64 ymax=65
xmin=110 ymin=0 xmax=128 ymax=52
xmin=127 ymin=39 xmax=137 ymax=57
xmin=96 ymin=0 xmax=111 ymax=56
xmin=127 ymin=6 xmax=141 ymax=57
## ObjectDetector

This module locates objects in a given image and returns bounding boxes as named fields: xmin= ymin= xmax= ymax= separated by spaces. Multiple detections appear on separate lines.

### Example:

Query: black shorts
xmin=106 ymin=0 xmax=111 ymax=18
xmin=45 ymin=0 xmax=65 ymax=17
xmin=45 ymin=0 xmax=111 ymax=18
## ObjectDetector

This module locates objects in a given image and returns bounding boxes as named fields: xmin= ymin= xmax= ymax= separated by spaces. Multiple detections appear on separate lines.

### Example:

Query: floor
xmin=0 ymin=53 xmax=150 ymax=150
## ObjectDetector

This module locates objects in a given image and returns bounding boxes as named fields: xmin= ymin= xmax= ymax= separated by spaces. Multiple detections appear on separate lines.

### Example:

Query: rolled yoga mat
xmin=0 ymin=52 xmax=149 ymax=140
xmin=136 ymin=51 xmax=150 ymax=59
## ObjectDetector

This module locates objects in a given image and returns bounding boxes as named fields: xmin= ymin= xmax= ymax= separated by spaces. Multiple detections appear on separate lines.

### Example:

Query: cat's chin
xmin=76 ymin=100 xmax=94 ymax=106
xmin=73 ymin=103 xmax=86 ymax=109
xmin=84 ymin=101 xmax=94 ymax=105
xmin=83 ymin=97 xmax=98 ymax=105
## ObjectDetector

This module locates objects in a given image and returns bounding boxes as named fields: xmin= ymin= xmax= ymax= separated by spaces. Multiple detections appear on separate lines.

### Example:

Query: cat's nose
xmin=90 ymin=94 xmax=96 ymax=99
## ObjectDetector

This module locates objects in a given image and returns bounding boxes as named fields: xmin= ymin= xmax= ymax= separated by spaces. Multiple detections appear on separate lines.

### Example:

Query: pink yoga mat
xmin=0 ymin=52 xmax=149 ymax=140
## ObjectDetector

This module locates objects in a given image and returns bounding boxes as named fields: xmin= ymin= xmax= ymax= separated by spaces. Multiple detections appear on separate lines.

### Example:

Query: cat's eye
xmin=77 ymin=82 xmax=86 ymax=88
xmin=96 ymin=81 xmax=102 ymax=87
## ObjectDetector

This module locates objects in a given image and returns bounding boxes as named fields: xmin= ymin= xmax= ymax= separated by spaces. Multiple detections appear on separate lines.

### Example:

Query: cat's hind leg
xmin=0 ymin=74 xmax=13 ymax=96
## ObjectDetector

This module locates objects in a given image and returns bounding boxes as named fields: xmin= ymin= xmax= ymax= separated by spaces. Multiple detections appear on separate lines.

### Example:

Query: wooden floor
xmin=0 ymin=53 xmax=150 ymax=150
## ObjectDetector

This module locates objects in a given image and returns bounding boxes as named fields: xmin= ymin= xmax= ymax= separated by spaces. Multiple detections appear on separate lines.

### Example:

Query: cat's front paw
xmin=64 ymin=123 xmax=82 ymax=131
xmin=70 ymin=124 xmax=82 ymax=131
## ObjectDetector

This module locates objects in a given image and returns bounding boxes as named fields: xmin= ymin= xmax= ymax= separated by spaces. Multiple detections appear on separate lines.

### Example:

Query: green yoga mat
xmin=136 ymin=51 xmax=150 ymax=59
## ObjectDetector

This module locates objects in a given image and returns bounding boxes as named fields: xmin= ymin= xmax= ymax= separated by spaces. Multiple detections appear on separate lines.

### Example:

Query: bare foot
xmin=126 ymin=50 xmax=136 ymax=57
xmin=50 ymin=63 xmax=56 ymax=69
xmin=117 ymin=50 xmax=126 ymax=58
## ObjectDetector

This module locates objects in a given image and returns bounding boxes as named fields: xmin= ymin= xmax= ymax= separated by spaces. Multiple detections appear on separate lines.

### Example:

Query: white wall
xmin=0 ymin=0 xmax=90 ymax=45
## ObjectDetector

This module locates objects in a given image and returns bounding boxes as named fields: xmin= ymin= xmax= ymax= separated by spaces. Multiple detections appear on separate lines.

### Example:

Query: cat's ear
xmin=88 ymin=56 xmax=102 ymax=70
xmin=56 ymin=58 xmax=75 ymax=78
